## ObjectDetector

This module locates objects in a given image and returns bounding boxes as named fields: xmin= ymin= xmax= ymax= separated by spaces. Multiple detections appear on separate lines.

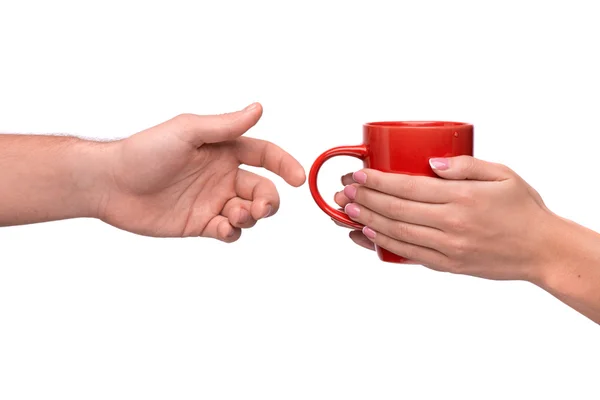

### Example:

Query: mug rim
xmin=364 ymin=121 xmax=471 ymax=128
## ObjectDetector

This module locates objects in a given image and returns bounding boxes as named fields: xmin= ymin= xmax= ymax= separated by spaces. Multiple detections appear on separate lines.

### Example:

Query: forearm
xmin=536 ymin=215 xmax=600 ymax=324
xmin=0 ymin=134 xmax=113 ymax=226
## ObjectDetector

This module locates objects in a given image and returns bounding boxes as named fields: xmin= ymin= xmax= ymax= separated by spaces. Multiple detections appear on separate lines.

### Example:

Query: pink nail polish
xmin=362 ymin=226 xmax=376 ymax=239
xmin=344 ymin=203 xmax=360 ymax=218
xmin=353 ymin=171 xmax=367 ymax=184
xmin=429 ymin=158 xmax=449 ymax=170
xmin=343 ymin=185 xmax=357 ymax=200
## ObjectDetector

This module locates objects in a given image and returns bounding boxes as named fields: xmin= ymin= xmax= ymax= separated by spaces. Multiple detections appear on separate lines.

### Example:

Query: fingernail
xmin=244 ymin=102 xmax=259 ymax=112
xmin=362 ymin=226 xmax=376 ymax=239
xmin=238 ymin=209 xmax=250 ymax=224
xmin=226 ymin=228 xmax=236 ymax=237
xmin=343 ymin=185 xmax=356 ymax=200
xmin=429 ymin=158 xmax=449 ymax=170
xmin=353 ymin=171 xmax=367 ymax=184
xmin=344 ymin=203 xmax=360 ymax=218
xmin=263 ymin=205 xmax=273 ymax=218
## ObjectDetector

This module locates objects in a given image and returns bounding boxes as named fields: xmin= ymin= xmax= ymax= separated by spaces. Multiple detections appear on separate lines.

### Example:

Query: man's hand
xmin=99 ymin=102 xmax=305 ymax=241
xmin=0 ymin=103 xmax=306 ymax=242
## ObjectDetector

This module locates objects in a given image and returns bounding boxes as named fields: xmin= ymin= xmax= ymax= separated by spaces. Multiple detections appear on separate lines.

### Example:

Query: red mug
xmin=309 ymin=121 xmax=474 ymax=263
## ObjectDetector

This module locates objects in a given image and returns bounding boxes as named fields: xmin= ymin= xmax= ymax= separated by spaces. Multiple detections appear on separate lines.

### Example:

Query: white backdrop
xmin=1 ymin=0 xmax=599 ymax=399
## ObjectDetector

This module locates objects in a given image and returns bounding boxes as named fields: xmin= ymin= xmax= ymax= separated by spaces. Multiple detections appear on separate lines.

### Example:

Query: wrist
xmin=527 ymin=211 xmax=570 ymax=289
xmin=67 ymin=138 xmax=119 ymax=220
xmin=532 ymin=212 xmax=596 ymax=293
xmin=531 ymin=214 xmax=600 ymax=323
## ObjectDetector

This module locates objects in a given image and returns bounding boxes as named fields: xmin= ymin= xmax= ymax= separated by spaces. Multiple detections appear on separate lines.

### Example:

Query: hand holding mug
xmin=335 ymin=156 xmax=562 ymax=284
xmin=309 ymin=121 xmax=474 ymax=263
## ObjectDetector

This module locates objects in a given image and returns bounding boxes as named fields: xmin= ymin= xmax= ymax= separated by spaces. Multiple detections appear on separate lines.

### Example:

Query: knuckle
xmin=266 ymin=182 xmax=280 ymax=202
xmin=455 ymin=186 xmax=475 ymax=203
xmin=386 ymin=199 xmax=405 ymax=217
xmin=173 ymin=113 xmax=195 ymax=126
xmin=527 ymin=185 xmax=545 ymax=205
xmin=450 ymin=237 xmax=471 ymax=258
xmin=399 ymin=245 xmax=417 ymax=261
xmin=390 ymin=222 xmax=412 ymax=241
xmin=461 ymin=156 xmax=478 ymax=175
xmin=362 ymin=208 xmax=375 ymax=225
xmin=498 ymin=163 xmax=514 ymax=176
xmin=466 ymin=156 xmax=477 ymax=170
xmin=367 ymin=170 xmax=381 ymax=189
xmin=445 ymin=215 xmax=468 ymax=233
xmin=271 ymin=145 xmax=285 ymax=172
xmin=402 ymin=176 xmax=418 ymax=196
xmin=446 ymin=258 xmax=466 ymax=274
xmin=354 ymin=186 xmax=367 ymax=202
xmin=217 ymin=114 xmax=235 ymax=136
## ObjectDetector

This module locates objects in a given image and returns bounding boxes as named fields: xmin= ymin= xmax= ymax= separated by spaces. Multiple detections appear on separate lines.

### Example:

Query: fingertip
xmin=243 ymin=102 xmax=263 ymax=118
xmin=217 ymin=219 xmax=240 ymax=242
xmin=244 ymin=101 xmax=262 ymax=111
xmin=362 ymin=226 xmax=377 ymax=240
xmin=251 ymin=201 xmax=277 ymax=220
xmin=240 ymin=208 xmax=251 ymax=223
xmin=349 ymin=230 xmax=376 ymax=251
xmin=341 ymin=172 xmax=355 ymax=186
xmin=429 ymin=157 xmax=450 ymax=171
xmin=224 ymin=228 xmax=242 ymax=243
xmin=352 ymin=170 xmax=368 ymax=185
xmin=235 ymin=208 xmax=252 ymax=227
xmin=334 ymin=191 xmax=350 ymax=208
xmin=247 ymin=105 xmax=263 ymax=125
xmin=287 ymin=166 xmax=306 ymax=187
xmin=298 ymin=168 xmax=307 ymax=186
xmin=264 ymin=204 xmax=273 ymax=218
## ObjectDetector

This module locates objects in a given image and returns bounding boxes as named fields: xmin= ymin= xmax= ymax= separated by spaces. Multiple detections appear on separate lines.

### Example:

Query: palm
xmin=100 ymin=105 xmax=305 ymax=241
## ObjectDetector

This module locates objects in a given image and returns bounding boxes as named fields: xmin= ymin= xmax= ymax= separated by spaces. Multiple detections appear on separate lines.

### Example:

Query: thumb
xmin=429 ymin=155 xmax=512 ymax=181
xmin=176 ymin=102 xmax=263 ymax=146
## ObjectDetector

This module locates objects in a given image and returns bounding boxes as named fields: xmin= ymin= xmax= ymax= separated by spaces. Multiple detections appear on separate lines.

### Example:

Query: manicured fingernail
xmin=238 ymin=209 xmax=250 ymax=224
xmin=362 ymin=226 xmax=376 ymax=239
xmin=344 ymin=203 xmax=360 ymax=218
xmin=352 ymin=171 xmax=367 ymax=184
xmin=343 ymin=185 xmax=356 ymax=200
xmin=244 ymin=102 xmax=259 ymax=112
xmin=429 ymin=158 xmax=449 ymax=170
xmin=263 ymin=205 xmax=273 ymax=218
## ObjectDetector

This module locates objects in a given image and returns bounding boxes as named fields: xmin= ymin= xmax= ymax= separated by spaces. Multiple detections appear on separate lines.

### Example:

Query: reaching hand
xmin=99 ymin=103 xmax=306 ymax=241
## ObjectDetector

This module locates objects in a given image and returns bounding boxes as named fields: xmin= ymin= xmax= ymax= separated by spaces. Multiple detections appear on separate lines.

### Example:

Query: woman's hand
xmin=335 ymin=156 xmax=556 ymax=283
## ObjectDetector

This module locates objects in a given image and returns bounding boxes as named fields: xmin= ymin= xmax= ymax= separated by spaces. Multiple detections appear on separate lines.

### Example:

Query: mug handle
xmin=308 ymin=145 xmax=368 ymax=230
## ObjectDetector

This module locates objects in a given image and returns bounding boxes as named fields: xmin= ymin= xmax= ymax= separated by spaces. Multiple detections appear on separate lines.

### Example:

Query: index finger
xmin=234 ymin=137 xmax=306 ymax=187
xmin=353 ymin=168 xmax=453 ymax=203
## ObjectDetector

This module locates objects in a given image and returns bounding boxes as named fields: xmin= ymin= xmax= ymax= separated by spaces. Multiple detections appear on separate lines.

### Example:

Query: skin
xmin=0 ymin=103 xmax=306 ymax=241
xmin=3 ymin=107 xmax=598 ymax=324
xmin=334 ymin=156 xmax=600 ymax=324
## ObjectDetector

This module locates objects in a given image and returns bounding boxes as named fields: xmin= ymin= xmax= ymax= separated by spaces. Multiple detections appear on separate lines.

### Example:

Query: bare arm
xmin=0 ymin=134 xmax=111 ymax=226
xmin=538 ymin=216 xmax=600 ymax=323
xmin=334 ymin=156 xmax=600 ymax=325
xmin=0 ymin=104 xmax=306 ymax=241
